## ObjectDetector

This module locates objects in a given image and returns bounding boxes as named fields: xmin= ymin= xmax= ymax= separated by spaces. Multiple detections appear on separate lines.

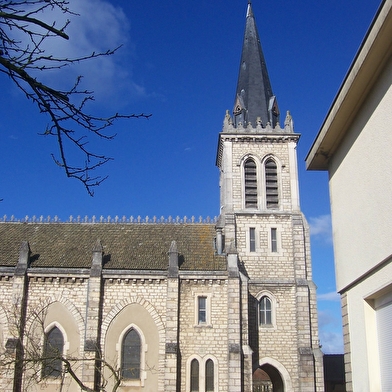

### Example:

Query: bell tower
xmin=216 ymin=2 xmax=324 ymax=391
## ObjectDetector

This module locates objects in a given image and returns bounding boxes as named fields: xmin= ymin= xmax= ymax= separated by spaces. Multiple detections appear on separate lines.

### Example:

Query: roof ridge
xmin=0 ymin=215 xmax=218 ymax=224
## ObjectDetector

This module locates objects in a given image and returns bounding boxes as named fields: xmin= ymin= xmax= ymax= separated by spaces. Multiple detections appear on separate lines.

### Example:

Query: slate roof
xmin=0 ymin=222 xmax=226 ymax=271
xmin=234 ymin=3 xmax=277 ymax=127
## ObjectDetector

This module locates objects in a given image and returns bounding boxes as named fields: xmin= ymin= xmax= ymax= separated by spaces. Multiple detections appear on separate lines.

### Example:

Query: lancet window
xmin=42 ymin=326 xmax=64 ymax=378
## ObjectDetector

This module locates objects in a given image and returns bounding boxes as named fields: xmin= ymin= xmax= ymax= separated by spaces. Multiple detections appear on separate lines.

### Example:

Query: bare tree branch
xmin=0 ymin=10 xmax=69 ymax=39
xmin=0 ymin=301 xmax=124 ymax=392
xmin=0 ymin=0 xmax=151 ymax=196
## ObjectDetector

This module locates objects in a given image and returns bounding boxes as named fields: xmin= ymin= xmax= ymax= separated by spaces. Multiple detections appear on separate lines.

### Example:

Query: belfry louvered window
xmin=42 ymin=326 xmax=64 ymax=378
xmin=244 ymin=158 xmax=258 ymax=208
xmin=265 ymin=158 xmax=278 ymax=209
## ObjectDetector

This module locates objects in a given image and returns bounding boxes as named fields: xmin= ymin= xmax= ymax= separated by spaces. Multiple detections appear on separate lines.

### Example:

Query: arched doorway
xmin=253 ymin=364 xmax=284 ymax=392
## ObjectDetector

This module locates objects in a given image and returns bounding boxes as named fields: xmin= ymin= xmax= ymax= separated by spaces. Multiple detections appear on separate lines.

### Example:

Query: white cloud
xmin=309 ymin=214 xmax=332 ymax=243
xmin=318 ymin=309 xmax=336 ymax=327
xmin=10 ymin=0 xmax=146 ymax=108
xmin=318 ymin=309 xmax=344 ymax=354
xmin=319 ymin=330 xmax=344 ymax=354
xmin=318 ymin=291 xmax=340 ymax=302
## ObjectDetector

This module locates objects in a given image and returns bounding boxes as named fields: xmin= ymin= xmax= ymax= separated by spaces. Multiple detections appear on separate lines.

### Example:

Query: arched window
xmin=244 ymin=158 xmax=258 ymax=208
xmin=259 ymin=296 xmax=272 ymax=325
xmin=265 ymin=158 xmax=278 ymax=209
xmin=190 ymin=358 xmax=199 ymax=391
xmin=42 ymin=326 xmax=64 ymax=378
xmin=205 ymin=359 xmax=214 ymax=391
xmin=187 ymin=356 xmax=217 ymax=392
xmin=121 ymin=328 xmax=141 ymax=379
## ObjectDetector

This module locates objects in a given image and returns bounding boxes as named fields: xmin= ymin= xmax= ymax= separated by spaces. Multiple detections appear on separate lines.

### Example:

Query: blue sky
xmin=0 ymin=0 xmax=382 ymax=353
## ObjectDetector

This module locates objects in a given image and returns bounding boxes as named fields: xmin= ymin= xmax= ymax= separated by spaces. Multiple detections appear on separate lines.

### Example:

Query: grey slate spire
xmin=233 ymin=2 xmax=279 ymax=128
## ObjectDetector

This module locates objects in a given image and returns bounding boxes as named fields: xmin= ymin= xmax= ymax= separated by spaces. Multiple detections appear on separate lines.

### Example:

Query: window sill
xmin=40 ymin=377 xmax=63 ymax=384
xmin=267 ymin=252 xmax=283 ymax=256
xmin=121 ymin=379 xmax=142 ymax=387
xmin=194 ymin=323 xmax=213 ymax=329
xmin=259 ymin=324 xmax=276 ymax=330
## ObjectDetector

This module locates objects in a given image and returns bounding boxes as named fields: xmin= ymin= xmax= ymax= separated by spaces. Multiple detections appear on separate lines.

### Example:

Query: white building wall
xmin=329 ymin=55 xmax=392 ymax=291
xmin=326 ymin=47 xmax=392 ymax=392
xmin=343 ymin=263 xmax=392 ymax=392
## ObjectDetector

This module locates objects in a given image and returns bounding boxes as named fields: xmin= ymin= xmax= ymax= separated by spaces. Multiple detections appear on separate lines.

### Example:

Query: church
xmin=0 ymin=3 xmax=324 ymax=391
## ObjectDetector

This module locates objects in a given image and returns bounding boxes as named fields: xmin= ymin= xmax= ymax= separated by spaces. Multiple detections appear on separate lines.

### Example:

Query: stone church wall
xmin=230 ymin=141 xmax=295 ymax=213
xmin=179 ymin=278 xmax=229 ymax=392
xmin=101 ymin=277 xmax=167 ymax=392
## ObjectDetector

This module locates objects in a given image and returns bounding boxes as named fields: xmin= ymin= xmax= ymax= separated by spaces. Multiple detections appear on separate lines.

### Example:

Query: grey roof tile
xmin=0 ymin=222 xmax=226 ymax=271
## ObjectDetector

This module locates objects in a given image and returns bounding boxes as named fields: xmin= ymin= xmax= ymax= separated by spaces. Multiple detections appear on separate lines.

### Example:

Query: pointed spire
xmin=233 ymin=2 xmax=279 ymax=128
xmin=246 ymin=1 xmax=253 ymax=18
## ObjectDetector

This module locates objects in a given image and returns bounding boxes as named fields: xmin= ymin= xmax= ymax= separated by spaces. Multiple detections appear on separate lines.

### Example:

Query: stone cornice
xmin=249 ymin=278 xmax=296 ymax=286
xmin=104 ymin=277 xmax=165 ymax=285
xmin=0 ymin=268 xmax=230 ymax=281
xmin=218 ymin=132 xmax=300 ymax=143
xmin=102 ymin=269 xmax=167 ymax=278
xmin=179 ymin=271 xmax=228 ymax=279
xmin=234 ymin=211 xmax=302 ymax=218
xmin=216 ymin=132 xmax=300 ymax=168
xmin=27 ymin=268 xmax=90 ymax=276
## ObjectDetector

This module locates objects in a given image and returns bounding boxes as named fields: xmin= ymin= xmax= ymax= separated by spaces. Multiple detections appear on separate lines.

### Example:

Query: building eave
xmin=306 ymin=0 xmax=392 ymax=171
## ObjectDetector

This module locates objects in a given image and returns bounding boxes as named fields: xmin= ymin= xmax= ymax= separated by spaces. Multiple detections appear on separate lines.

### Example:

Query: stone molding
xmin=219 ymin=134 xmax=300 ymax=143
xmin=23 ymin=295 xmax=85 ymax=331
xmin=100 ymin=295 xmax=165 ymax=349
